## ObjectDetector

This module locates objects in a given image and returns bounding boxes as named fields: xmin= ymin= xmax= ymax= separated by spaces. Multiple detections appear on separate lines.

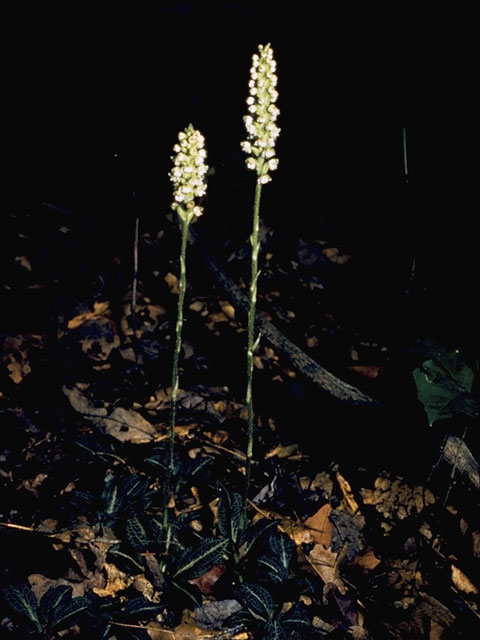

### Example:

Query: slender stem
xmin=243 ymin=180 xmax=262 ymax=526
xmin=164 ymin=213 xmax=190 ymax=529
xmin=131 ymin=199 xmax=140 ymax=364
xmin=402 ymin=127 xmax=417 ymax=288
xmin=402 ymin=127 xmax=409 ymax=184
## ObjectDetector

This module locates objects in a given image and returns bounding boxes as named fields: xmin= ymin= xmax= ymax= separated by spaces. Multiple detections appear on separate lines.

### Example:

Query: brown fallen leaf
xmin=79 ymin=316 xmax=120 ymax=361
xmin=189 ymin=300 xmax=205 ymax=312
xmin=308 ymin=544 xmax=346 ymax=593
xmin=346 ymin=365 xmax=383 ymax=379
xmin=15 ymin=255 xmax=32 ymax=271
xmin=360 ymin=473 xmax=436 ymax=529
xmin=2 ymin=335 xmax=32 ymax=384
xmin=207 ymin=311 xmax=229 ymax=326
xmin=451 ymin=564 xmax=479 ymax=595
xmin=164 ymin=272 xmax=179 ymax=294
xmin=188 ymin=563 xmax=227 ymax=595
xmin=174 ymin=609 xmax=217 ymax=638
xmin=63 ymin=385 xmax=108 ymax=418
xmin=472 ymin=530 xmax=480 ymax=559
xmin=103 ymin=407 xmax=156 ymax=443
xmin=265 ymin=443 xmax=299 ymax=459
xmin=350 ymin=547 xmax=381 ymax=572
xmin=304 ymin=504 xmax=333 ymax=547
xmin=20 ymin=473 xmax=48 ymax=496
xmin=429 ymin=620 xmax=444 ymax=640
xmin=63 ymin=385 xmax=155 ymax=443
xmin=67 ymin=301 xmax=110 ymax=330
xmin=336 ymin=471 xmax=360 ymax=514
xmin=253 ymin=355 xmax=264 ymax=369
xmin=322 ymin=246 xmax=350 ymax=264
xmin=219 ymin=300 xmax=236 ymax=319
xmin=249 ymin=505 xmax=312 ymax=545
xmin=121 ymin=302 xmax=166 ymax=339
xmin=93 ymin=562 xmax=133 ymax=597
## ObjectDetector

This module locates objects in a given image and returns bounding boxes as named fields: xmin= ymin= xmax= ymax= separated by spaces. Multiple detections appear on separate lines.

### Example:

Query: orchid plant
xmin=240 ymin=43 xmax=280 ymax=525
xmin=166 ymin=124 xmax=208 ymax=529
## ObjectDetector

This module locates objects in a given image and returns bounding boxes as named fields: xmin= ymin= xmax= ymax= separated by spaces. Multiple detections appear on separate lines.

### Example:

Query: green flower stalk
xmin=241 ymin=43 xmax=280 ymax=525
xmin=165 ymin=124 xmax=208 ymax=529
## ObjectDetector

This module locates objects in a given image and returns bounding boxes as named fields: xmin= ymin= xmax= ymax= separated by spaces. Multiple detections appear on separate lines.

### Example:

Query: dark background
xmin=3 ymin=1 xmax=477 ymax=350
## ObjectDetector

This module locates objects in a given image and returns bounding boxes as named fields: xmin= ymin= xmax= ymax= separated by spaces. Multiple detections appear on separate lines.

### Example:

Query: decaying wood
xmin=189 ymin=227 xmax=384 ymax=410
xmin=443 ymin=435 xmax=480 ymax=491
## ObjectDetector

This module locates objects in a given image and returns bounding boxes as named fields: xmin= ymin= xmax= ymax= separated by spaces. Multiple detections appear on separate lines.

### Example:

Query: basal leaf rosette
xmin=170 ymin=123 xmax=208 ymax=223
xmin=241 ymin=43 xmax=280 ymax=184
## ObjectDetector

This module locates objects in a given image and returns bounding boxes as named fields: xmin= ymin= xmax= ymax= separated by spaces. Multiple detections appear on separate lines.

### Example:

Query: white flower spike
xmin=170 ymin=124 xmax=208 ymax=219
xmin=241 ymin=43 xmax=280 ymax=183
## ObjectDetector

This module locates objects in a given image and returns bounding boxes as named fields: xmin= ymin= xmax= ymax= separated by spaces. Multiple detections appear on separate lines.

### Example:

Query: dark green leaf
xmin=218 ymin=485 xmax=243 ymax=545
xmin=239 ymin=519 xmax=279 ymax=559
xmin=268 ymin=531 xmax=294 ymax=571
xmin=126 ymin=516 xmax=149 ymax=553
xmin=185 ymin=456 xmax=213 ymax=479
xmin=263 ymin=620 xmax=288 ymax=640
xmin=257 ymin=556 xmax=288 ymax=583
xmin=108 ymin=547 xmax=144 ymax=572
xmin=413 ymin=355 xmax=477 ymax=426
xmin=121 ymin=474 xmax=147 ymax=499
xmin=50 ymin=596 xmax=89 ymax=630
xmin=169 ymin=579 xmax=202 ymax=608
xmin=76 ymin=440 xmax=117 ymax=463
xmin=146 ymin=451 xmax=180 ymax=475
xmin=296 ymin=575 xmax=318 ymax=595
xmin=69 ymin=490 xmax=95 ymax=509
xmin=225 ymin=609 xmax=254 ymax=627
xmin=235 ymin=583 xmax=275 ymax=621
xmin=172 ymin=538 xmax=229 ymax=580
xmin=39 ymin=585 xmax=72 ymax=623
xmin=280 ymin=603 xmax=311 ymax=628
xmin=102 ymin=475 xmax=122 ymax=516
xmin=145 ymin=454 xmax=168 ymax=471
xmin=1 ymin=582 xmax=41 ymax=631
xmin=123 ymin=629 xmax=150 ymax=640
xmin=124 ymin=596 xmax=162 ymax=618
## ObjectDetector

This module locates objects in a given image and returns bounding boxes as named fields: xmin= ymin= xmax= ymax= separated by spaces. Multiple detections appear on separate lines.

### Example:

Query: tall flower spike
xmin=241 ymin=43 xmax=280 ymax=184
xmin=170 ymin=123 xmax=208 ymax=219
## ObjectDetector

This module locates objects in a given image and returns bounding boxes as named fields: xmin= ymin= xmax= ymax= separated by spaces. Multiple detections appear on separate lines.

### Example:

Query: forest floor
xmin=1 ymin=200 xmax=479 ymax=639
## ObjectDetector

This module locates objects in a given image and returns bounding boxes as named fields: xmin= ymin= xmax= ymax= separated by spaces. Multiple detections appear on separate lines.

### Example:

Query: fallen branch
xmin=188 ymin=226 xmax=384 ymax=410
xmin=442 ymin=435 xmax=480 ymax=492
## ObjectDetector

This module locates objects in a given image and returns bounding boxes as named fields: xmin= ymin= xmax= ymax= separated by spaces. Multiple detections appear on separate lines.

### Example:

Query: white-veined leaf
xmin=50 ymin=596 xmax=89 ymax=630
xmin=235 ymin=582 xmax=275 ymax=621
xmin=172 ymin=538 xmax=229 ymax=580
xmin=1 ymin=582 xmax=41 ymax=631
